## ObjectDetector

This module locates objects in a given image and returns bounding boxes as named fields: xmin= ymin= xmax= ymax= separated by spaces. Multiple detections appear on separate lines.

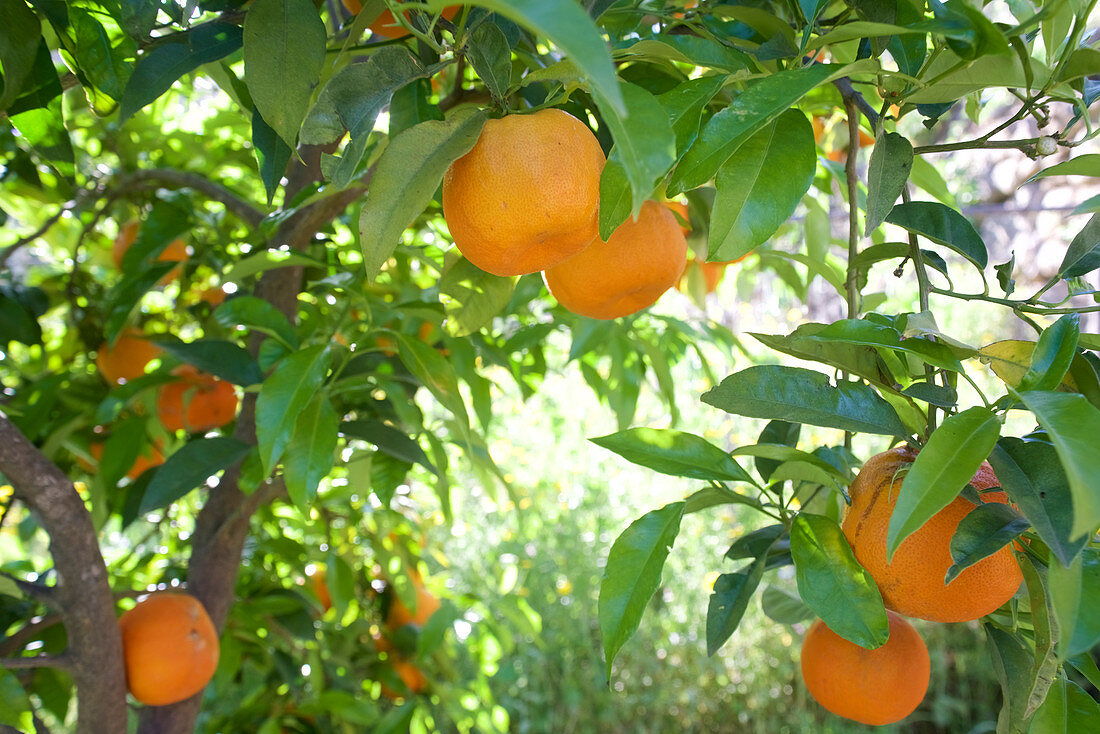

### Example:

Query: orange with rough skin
xmin=112 ymin=221 xmax=188 ymax=284
xmin=544 ymin=200 xmax=687 ymax=319
xmin=842 ymin=445 xmax=1023 ymax=623
xmin=89 ymin=440 xmax=165 ymax=481
xmin=801 ymin=611 xmax=930 ymax=726
xmin=119 ymin=592 xmax=219 ymax=707
xmin=156 ymin=365 xmax=239 ymax=433
xmin=96 ymin=330 xmax=162 ymax=385
xmin=442 ymin=108 xmax=606 ymax=276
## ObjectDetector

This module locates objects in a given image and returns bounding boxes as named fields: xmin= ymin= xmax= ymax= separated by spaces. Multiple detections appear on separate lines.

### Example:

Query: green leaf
xmin=683 ymin=485 xmax=763 ymax=514
xmin=760 ymin=585 xmax=814 ymax=625
xmin=707 ymin=109 xmax=816 ymax=262
xmin=359 ymin=108 xmax=487 ymax=279
xmin=9 ymin=46 xmax=74 ymax=177
xmin=616 ymin=37 xmax=753 ymax=74
xmin=1057 ymin=213 xmax=1100 ymax=279
xmin=0 ymin=668 xmax=32 ymax=728
xmin=1025 ymin=154 xmax=1100 ymax=184
xmin=702 ymin=365 xmax=909 ymax=437
xmin=790 ymin=513 xmax=888 ymax=649
xmin=706 ymin=557 xmax=768 ymax=656
xmin=906 ymin=50 xmax=1046 ymax=104
xmin=438 ymin=256 xmax=515 ymax=336
xmin=1018 ymin=314 xmax=1080 ymax=393
xmin=885 ymin=201 xmax=988 ymax=269
xmin=596 ymin=159 xmax=633 ymax=240
xmin=985 ymin=623 xmax=1034 ymax=730
xmin=750 ymin=323 xmax=891 ymax=387
xmin=0 ymin=0 xmax=43 ymax=111
xmin=668 ymin=63 xmax=840 ymax=195
xmin=599 ymin=502 xmax=685 ymax=681
xmin=119 ymin=22 xmax=243 ymax=121
xmin=1056 ymin=548 xmax=1100 ymax=658
xmin=253 ymin=106 xmax=292 ymax=205
xmin=284 ymin=394 xmax=339 ymax=509
xmin=590 ymin=427 xmax=754 ymax=483
xmin=1018 ymin=391 xmax=1100 ymax=539
xmin=256 ymin=345 xmax=332 ymax=472
xmin=902 ymin=381 xmax=959 ymax=408
xmin=396 ymin=334 xmax=470 ymax=437
xmin=65 ymin=6 xmax=135 ymax=113
xmin=865 ymin=132 xmax=914 ymax=234
xmin=886 ymin=407 xmax=1002 ymax=559
xmin=754 ymin=420 xmax=801 ymax=482
xmin=466 ymin=21 xmax=511 ymax=103
xmin=224 ymin=250 xmax=326 ymax=283
xmin=657 ymin=75 xmax=727 ymax=155
xmin=213 ymin=296 xmax=298 ymax=347
xmin=153 ymin=336 xmax=263 ymax=387
xmin=243 ymin=0 xmax=327 ymax=148
xmin=945 ymin=503 xmax=1029 ymax=584
xmin=140 ymin=437 xmax=252 ymax=514
xmin=808 ymin=318 xmax=965 ymax=372
xmin=340 ymin=420 xmax=437 ymax=476
xmin=989 ymin=437 xmax=1087 ymax=568
xmin=1029 ymin=677 xmax=1100 ymax=733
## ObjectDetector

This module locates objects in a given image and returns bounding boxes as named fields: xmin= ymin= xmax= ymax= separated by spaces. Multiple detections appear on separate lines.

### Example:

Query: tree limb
xmin=118 ymin=168 xmax=266 ymax=227
xmin=0 ymin=571 xmax=58 ymax=608
xmin=0 ymin=654 xmax=71 ymax=671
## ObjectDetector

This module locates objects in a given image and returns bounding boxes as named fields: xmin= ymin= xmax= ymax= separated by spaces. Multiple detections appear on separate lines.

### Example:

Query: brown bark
xmin=0 ymin=417 xmax=127 ymax=734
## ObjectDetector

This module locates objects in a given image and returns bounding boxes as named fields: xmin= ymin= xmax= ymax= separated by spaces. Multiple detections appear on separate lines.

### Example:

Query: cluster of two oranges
xmin=800 ymin=446 xmax=1024 ymax=725
xmin=442 ymin=108 xmax=689 ymax=320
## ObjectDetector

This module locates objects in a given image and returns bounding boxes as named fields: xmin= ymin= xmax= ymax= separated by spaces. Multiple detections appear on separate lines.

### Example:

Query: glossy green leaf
xmin=902 ymin=381 xmax=959 ymax=407
xmin=243 ymin=0 xmax=326 ymax=148
xmin=120 ymin=22 xmax=243 ymax=121
xmin=683 ymin=485 xmax=763 ymax=514
xmin=1018 ymin=314 xmax=1080 ymax=393
xmin=945 ymin=503 xmax=1029 ymax=584
xmin=65 ymin=6 xmax=134 ymax=112
xmin=865 ymin=132 xmax=914 ymax=234
xmin=808 ymin=318 xmax=965 ymax=372
xmin=252 ymin=106 xmax=292 ymax=205
xmin=669 ymin=64 xmax=839 ymax=195
xmin=591 ymin=428 xmax=754 ymax=483
xmin=790 ymin=513 xmax=888 ymax=649
xmin=213 ymin=296 xmax=298 ymax=347
xmin=140 ymin=437 xmax=252 ymax=514
xmin=886 ymin=407 xmax=1001 ymax=559
xmin=658 ymin=75 xmax=726 ymax=153
xmin=986 ymin=623 xmax=1034 ymax=730
xmin=754 ymin=420 xmax=801 ymax=482
xmin=360 ymin=108 xmax=487 ymax=279
xmin=284 ymin=394 xmax=339 ymax=509
xmin=396 ymin=334 xmax=471 ymax=437
xmin=761 ymin=585 xmax=814 ymax=625
xmin=467 ymin=21 xmax=511 ymax=103
xmin=153 ymin=336 xmax=263 ymax=387
xmin=707 ymin=109 xmax=816 ymax=262
xmin=1018 ymin=391 xmax=1100 ymax=539
xmin=1025 ymin=154 xmax=1100 ymax=184
xmin=885 ymin=201 xmax=988 ymax=269
xmin=1058 ymin=213 xmax=1100 ymax=279
xmin=256 ymin=345 xmax=332 ymax=472
xmin=702 ymin=365 xmax=908 ymax=437
xmin=0 ymin=668 xmax=31 ymax=728
xmin=906 ymin=50 xmax=1046 ymax=104
xmin=1029 ymin=677 xmax=1100 ymax=733
xmin=0 ymin=0 xmax=42 ymax=110
xmin=224 ymin=251 xmax=326 ymax=283
xmin=616 ymin=37 xmax=753 ymax=74
xmin=438 ymin=256 xmax=515 ymax=336
xmin=600 ymin=502 xmax=685 ymax=681
xmin=9 ymin=44 xmax=74 ymax=176
xmin=339 ymin=420 xmax=437 ymax=476
xmin=989 ymin=437 xmax=1087 ymax=568
xmin=750 ymin=323 xmax=891 ymax=387
xmin=706 ymin=557 xmax=768 ymax=656
xmin=1054 ymin=548 xmax=1100 ymax=658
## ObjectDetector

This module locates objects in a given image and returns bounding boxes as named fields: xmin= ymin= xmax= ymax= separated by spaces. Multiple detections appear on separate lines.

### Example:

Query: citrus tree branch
xmin=0 ymin=416 xmax=127 ymax=734
xmin=118 ymin=168 xmax=266 ymax=227
xmin=0 ymin=571 xmax=57 ymax=608
xmin=0 ymin=654 xmax=71 ymax=672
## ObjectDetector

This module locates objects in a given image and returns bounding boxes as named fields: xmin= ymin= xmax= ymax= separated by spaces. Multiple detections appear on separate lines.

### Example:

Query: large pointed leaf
xmin=707 ymin=109 xmax=816 ymax=262
xmin=283 ymin=394 xmax=339 ymax=509
xmin=807 ymin=318 xmax=964 ymax=372
xmin=1018 ymin=391 xmax=1100 ymax=539
xmin=153 ymin=336 xmax=263 ymax=387
xmin=865 ymin=132 xmax=914 ymax=233
xmin=140 ymin=437 xmax=252 ymax=514
xmin=1018 ymin=314 xmax=1080 ymax=393
xmin=396 ymin=334 xmax=470 ymax=437
xmin=0 ymin=0 xmax=42 ymax=111
xmin=706 ymin=555 xmax=768 ymax=656
xmin=600 ymin=502 xmax=685 ymax=681
xmin=360 ymin=108 xmax=486 ymax=279
xmin=590 ymin=428 xmax=754 ymax=483
xmin=340 ymin=420 xmax=437 ymax=475
xmin=243 ymin=0 xmax=326 ymax=147
xmin=885 ymin=201 xmax=988 ymax=269
xmin=256 ymin=345 xmax=332 ymax=472
xmin=1058 ymin=213 xmax=1100 ymax=279
xmin=790 ymin=513 xmax=888 ymax=649
xmin=946 ymin=503 xmax=1029 ymax=584
xmin=886 ymin=407 xmax=1002 ymax=559
xmin=702 ymin=365 xmax=908 ymax=436
xmin=1029 ymin=677 xmax=1100 ymax=733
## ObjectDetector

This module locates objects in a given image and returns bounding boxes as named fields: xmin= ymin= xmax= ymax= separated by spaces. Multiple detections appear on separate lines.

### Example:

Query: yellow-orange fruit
xmin=385 ymin=580 xmax=441 ymax=630
xmin=544 ymin=200 xmax=687 ymax=319
xmin=442 ymin=108 xmax=606 ymax=276
xmin=307 ymin=566 xmax=332 ymax=612
xmin=119 ymin=592 xmax=219 ymax=707
xmin=89 ymin=440 xmax=165 ymax=481
xmin=156 ymin=365 xmax=239 ymax=433
xmin=112 ymin=221 xmax=188 ymax=284
xmin=842 ymin=445 xmax=1023 ymax=623
xmin=801 ymin=611 xmax=930 ymax=726
xmin=96 ymin=330 xmax=162 ymax=385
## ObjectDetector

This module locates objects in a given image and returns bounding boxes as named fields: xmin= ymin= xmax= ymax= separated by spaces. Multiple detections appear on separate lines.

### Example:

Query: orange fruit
xmin=385 ymin=580 xmax=440 ymax=630
xmin=198 ymin=286 xmax=227 ymax=307
xmin=842 ymin=445 xmax=1023 ymax=623
xmin=119 ymin=592 xmax=219 ymax=707
xmin=544 ymin=200 xmax=687 ymax=319
xmin=800 ymin=611 xmax=929 ymax=726
xmin=156 ymin=365 xmax=239 ymax=433
xmin=308 ymin=566 xmax=332 ymax=612
xmin=442 ymin=108 xmax=606 ymax=276
xmin=344 ymin=1 xmax=459 ymax=38
xmin=96 ymin=329 xmax=162 ymax=385
xmin=112 ymin=221 xmax=188 ymax=284
xmin=811 ymin=115 xmax=826 ymax=144
xmin=89 ymin=439 xmax=165 ymax=481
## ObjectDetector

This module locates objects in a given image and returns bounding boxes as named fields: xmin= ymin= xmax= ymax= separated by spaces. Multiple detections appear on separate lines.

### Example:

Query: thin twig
xmin=118 ymin=169 xmax=266 ymax=227
xmin=0 ymin=654 xmax=71 ymax=671
xmin=0 ymin=615 xmax=61 ymax=657
xmin=0 ymin=199 xmax=79 ymax=269
xmin=0 ymin=571 xmax=58 ymax=607
xmin=831 ymin=77 xmax=880 ymax=132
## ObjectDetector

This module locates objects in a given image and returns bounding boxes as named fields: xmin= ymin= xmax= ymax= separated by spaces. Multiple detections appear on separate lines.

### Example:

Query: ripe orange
xmin=842 ymin=445 xmax=1023 ymax=623
xmin=544 ymin=200 xmax=687 ymax=319
xmin=343 ymin=1 xmax=459 ymax=38
xmin=811 ymin=115 xmax=826 ymax=144
xmin=156 ymin=365 xmax=239 ymax=433
xmin=112 ymin=221 xmax=188 ymax=284
xmin=119 ymin=592 xmax=219 ymax=707
xmin=801 ymin=611 xmax=929 ymax=725
xmin=89 ymin=439 xmax=165 ymax=481
xmin=96 ymin=329 xmax=162 ymax=385
xmin=307 ymin=566 xmax=332 ymax=612
xmin=385 ymin=579 xmax=441 ymax=630
xmin=442 ymin=108 xmax=606 ymax=276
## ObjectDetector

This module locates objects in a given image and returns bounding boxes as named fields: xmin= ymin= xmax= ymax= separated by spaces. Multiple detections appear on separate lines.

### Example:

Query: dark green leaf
xmin=339 ymin=420 xmax=437 ymax=476
xmin=284 ymin=394 xmax=339 ymax=509
xmin=438 ymin=256 xmax=515 ymax=336
xmin=750 ymin=323 xmax=891 ymax=387
xmin=808 ymin=318 xmax=965 ymax=372
xmin=360 ymin=108 xmax=487 ymax=278
xmin=1058 ymin=213 xmax=1100 ymax=279
xmin=0 ymin=0 xmax=43 ymax=111
xmin=1029 ymin=676 xmax=1100 ymax=733
xmin=243 ymin=0 xmax=326 ymax=147
xmin=1025 ymin=155 xmax=1100 ymax=184
xmin=0 ymin=668 xmax=31 ymax=728
xmin=683 ymin=485 xmax=763 ymax=514
xmin=1061 ymin=549 xmax=1100 ymax=657
xmin=590 ymin=428 xmax=754 ymax=483
xmin=754 ymin=420 xmax=801 ymax=482
xmin=252 ymin=106 xmax=292 ymax=205
xmin=901 ymin=381 xmax=958 ymax=407
xmin=760 ymin=585 xmax=814 ymax=625
xmin=985 ymin=623 xmax=1033 ymax=730
xmin=65 ymin=6 xmax=134 ymax=112
xmin=657 ymin=75 xmax=727 ymax=154
xmin=707 ymin=559 xmax=768 ymax=656
xmin=617 ymin=37 xmax=752 ymax=74
xmin=885 ymin=201 xmax=988 ymax=268
xmin=396 ymin=334 xmax=470 ymax=437
xmin=256 ymin=345 xmax=332 ymax=472
xmin=466 ymin=21 xmax=511 ymax=102
xmin=790 ymin=513 xmax=888 ymax=649
xmin=1018 ymin=314 xmax=1080 ymax=393
xmin=140 ymin=437 xmax=251 ymax=513
xmin=702 ymin=365 xmax=908 ymax=436
xmin=886 ymin=407 xmax=1002 ymax=559
xmin=708 ymin=109 xmax=816 ymax=262
xmin=946 ymin=503 xmax=1029 ymax=584
xmin=213 ymin=296 xmax=298 ymax=347
xmin=152 ymin=336 xmax=263 ymax=387
xmin=726 ymin=525 xmax=786 ymax=561
xmin=599 ymin=502 xmax=685 ymax=681
xmin=865 ymin=132 xmax=914 ymax=233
